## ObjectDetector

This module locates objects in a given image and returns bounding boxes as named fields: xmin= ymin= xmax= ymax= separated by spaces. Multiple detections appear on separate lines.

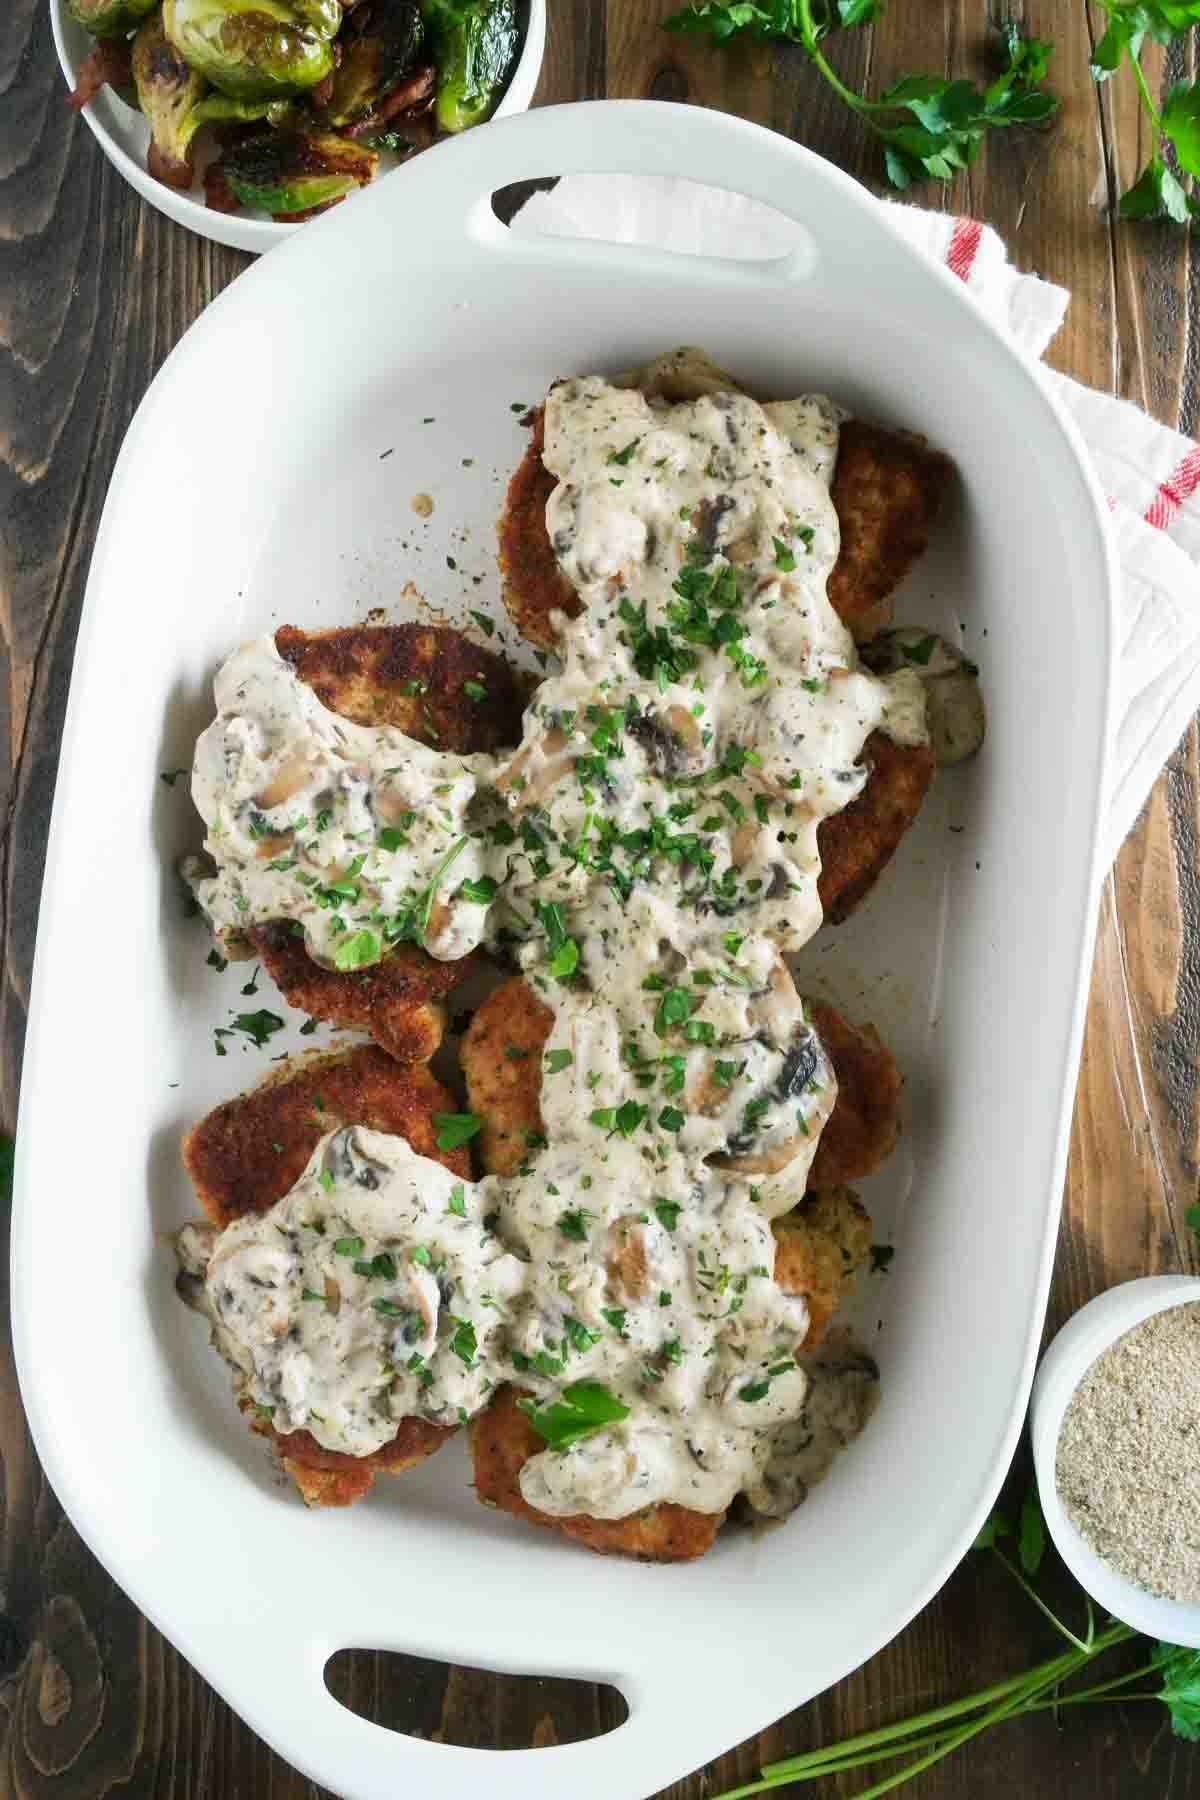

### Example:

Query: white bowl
xmin=1031 ymin=1275 xmax=1200 ymax=1648
xmin=50 ymin=0 xmax=546 ymax=254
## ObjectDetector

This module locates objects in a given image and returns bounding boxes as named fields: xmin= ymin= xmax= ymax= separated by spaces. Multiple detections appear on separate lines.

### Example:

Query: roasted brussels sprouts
xmin=162 ymin=0 xmax=342 ymax=99
xmin=132 ymin=13 xmax=208 ymax=189
xmin=420 ymin=0 xmax=517 ymax=133
xmin=219 ymin=127 xmax=377 ymax=215
xmin=320 ymin=0 xmax=425 ymax=126
xmin=67 ymin=0 xmax=158 ymax=39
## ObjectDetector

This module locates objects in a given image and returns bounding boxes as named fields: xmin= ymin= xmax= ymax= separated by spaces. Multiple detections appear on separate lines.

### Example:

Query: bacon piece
xmin=66 ymin=40 xmax=132 ymax=111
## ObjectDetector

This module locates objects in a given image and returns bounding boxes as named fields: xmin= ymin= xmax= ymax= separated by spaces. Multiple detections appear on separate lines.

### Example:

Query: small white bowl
xmin=1031 ymin=1274 xmax=1200 ymax=1648
xmin=50 ymin=0 xmax=546 ymax=254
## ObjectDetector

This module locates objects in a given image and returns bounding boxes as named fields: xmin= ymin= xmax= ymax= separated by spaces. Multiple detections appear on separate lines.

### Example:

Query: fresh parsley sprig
xmin=708 ymin=1484 xmax=1199 ymax=1800
xmin=662 ymin=3 xmax=1057 ymax=189
xmin=1092 ymin=3 xmax=1200 ymax=220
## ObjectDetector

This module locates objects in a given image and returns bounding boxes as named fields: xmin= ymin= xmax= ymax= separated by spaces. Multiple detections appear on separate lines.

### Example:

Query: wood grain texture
xmin=3 ymin=2 xmax=1200 ymax=1795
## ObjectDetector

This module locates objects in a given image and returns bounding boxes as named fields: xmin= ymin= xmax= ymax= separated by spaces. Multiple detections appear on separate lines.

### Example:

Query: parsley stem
xmin=989 ymin=1546 xmax=1093 ymax=1654
xmin=795 ymin=0 xmax=876 ymax=116
xmin=1128 ymin=45 xmax=1162 ymax=136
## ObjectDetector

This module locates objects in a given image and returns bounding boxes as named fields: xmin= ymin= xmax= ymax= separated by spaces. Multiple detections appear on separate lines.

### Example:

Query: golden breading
xmin=244 ymin=1406 xmax=452 ymax=1509
xmin=771 ymin=1187 xmax=872 ymax=1349
xmin=462 ymin=978 xmax=901 ymax=1188
xmin=816 ymin=732 xmax=935 ymax=925
xmin=249 ymin=923 xmax=468 ymax=1065
xmin=460 ymin=976 xmax=555 ymax=1176
xmin=805 ymin=997 xmax=901 ymax=1188
xmin=184 ymin=1046 xmax=468 ymax=1504
xmin=183 ymin=1045 xmax=470 ymax=1230
xmin=497 ymin=405 xmax=951 ymax=648
xmin=274 ymin=621 xmax=526 ymax=753
xmin=470 ymin=1384 xmax=724 ymax=1561
xmin=247 ymin=623 xmax=524 ymax=1057
xmin=826 ymin=420 xmax=954 ymax=644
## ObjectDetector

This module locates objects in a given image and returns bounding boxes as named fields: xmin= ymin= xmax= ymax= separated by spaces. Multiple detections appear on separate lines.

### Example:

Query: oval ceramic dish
xmin=50 ymin=0 xmax=546 ymax=254
xmin=12 ymin=102 xmax=1116 ymax=1800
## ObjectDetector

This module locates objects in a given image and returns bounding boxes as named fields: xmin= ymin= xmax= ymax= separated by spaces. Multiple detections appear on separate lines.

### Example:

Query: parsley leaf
xmin=519 ymin=1380 xmax=630 ymax=1450
xmin=333 ymin=928 xmax=380 ymax=971
xmin=432 ymin=1112 xmax=483 ymax=1151
xmin=545 ymin=1048 xmax=574 ymax=1073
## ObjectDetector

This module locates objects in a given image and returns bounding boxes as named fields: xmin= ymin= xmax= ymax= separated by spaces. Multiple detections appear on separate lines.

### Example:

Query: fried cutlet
xmin=470 ymin=1384 xmax=724 ymax=1561
xmin=771 ymin=1187 xmax=872 ymax=1348
xmin=274 ymin=621 xmax=526 ymax=753
xmin=238 ymin=624 xmax=525 ymax=1058
xmin=183 ymin=1045 xmax=469 ymax=1503
xmin=815 ymin=732 xmax=935 ymax=925
xmin=462 ymin=978 xmax=901 ymax=1188
xmin=497 ymin=404 xmax=952 ymax=650
xmin=249 ymin=923 xmax=469 ymax=1065
xmin=183 ymin=1044 xmax=469 ymax=1228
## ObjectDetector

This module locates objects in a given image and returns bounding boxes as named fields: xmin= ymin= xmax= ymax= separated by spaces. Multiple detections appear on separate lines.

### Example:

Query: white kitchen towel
xmin=511 ymin=175 xmax=1200 ymax=866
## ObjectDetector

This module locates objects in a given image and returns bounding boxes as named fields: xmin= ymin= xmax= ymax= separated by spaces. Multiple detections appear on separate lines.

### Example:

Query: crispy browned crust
xmin=816 ymin=732 xmax=936 ymax=925
xmin=189 ymin=1046 xmax=468 ymax=1504
xmin=460 ymin=976 xmax=554 ymax=1176
xmin=497 ymin=407 xmax=952 ymax=649
xmin=183 ymin=1045 xmax=470 ymax=1230
xmin=462 ymin=979 xmax=900 ymax=1188
xmin=497 ymin=409 xmax=581 ymax=651
xmin=772 ymin=1187 xmax=872 ymax=1348
xmin=255 ymin=623 xmax=521 ymax=1054
xmin=826 ymin=420 xmax=954 ymax=643
xmin=274 ymin=621 xmax=526 ymax=754
xmin=250 ymin=922 xmax=467 ymax=1065
xmin=470 ymin=1385 xmax=724 ymax=1560
xmin=805 ymin=998 xmax=901 ymax=1188
xmin=244 ymin=1404 xmax=453 ymax=1508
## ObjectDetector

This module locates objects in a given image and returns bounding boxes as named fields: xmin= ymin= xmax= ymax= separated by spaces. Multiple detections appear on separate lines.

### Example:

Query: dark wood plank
xmin=3 ymin=2 xmax=1200 ymax=1795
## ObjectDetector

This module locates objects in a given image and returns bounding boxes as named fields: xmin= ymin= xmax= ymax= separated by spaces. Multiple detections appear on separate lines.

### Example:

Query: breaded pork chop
xmin=274 ymin=621 xmax=526 ymax=753
xmin=183 ymin=1046 xmax=468 ymax=1503
xmin=772 ymin=1187 xmax=872 ymax=1348
xmin=497 ymin=405 xmax=952 ymax=650
xmin=471 ymin=1384 xmax=724 ymax=1561
xmin=183 ymin=1045 xmax=469 ymax=1229
xmin=815 ymin=732 xmax=935 ymax=926
xmin=249 ymin=623 xmax=523 ymax=1056
xmin=249 ymin=923 xmax=469 ymax=1066
xmin=462 ymin=978 xmax=901 ymax=1188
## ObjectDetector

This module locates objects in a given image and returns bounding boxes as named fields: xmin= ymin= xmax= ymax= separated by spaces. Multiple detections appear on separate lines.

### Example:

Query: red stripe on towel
xmin=1143 ymin=445 xmax=1200 ymax=531
xmin=946 ymin=217 xmax=983 ymax=282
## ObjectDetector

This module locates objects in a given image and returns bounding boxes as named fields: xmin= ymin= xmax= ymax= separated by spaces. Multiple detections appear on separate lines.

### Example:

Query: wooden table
xmin=2 ymin=3 xmax=1199 ymax=1794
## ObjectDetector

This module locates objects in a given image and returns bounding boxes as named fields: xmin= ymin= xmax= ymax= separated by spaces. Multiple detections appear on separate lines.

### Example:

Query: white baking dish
xmin=51 ymin=0 xmax=546 ymax=254
xmin=11 ymin=102 xmax=1115 ymax=1800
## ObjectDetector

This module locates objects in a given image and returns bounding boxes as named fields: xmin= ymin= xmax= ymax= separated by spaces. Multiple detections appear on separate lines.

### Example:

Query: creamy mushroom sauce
xmin=183 ymin=371 xmax=937 ymax=1522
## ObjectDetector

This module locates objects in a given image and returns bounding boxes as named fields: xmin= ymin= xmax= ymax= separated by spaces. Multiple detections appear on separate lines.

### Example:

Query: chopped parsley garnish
xmin=446 ymin=1183 xmax=468 ymax=1217
xmin=410 ymin=1244 xmax=433 ymax=1267
xmin=654 ymin=1198 xmax=682 ymax=1232
xmin=545 ymin=1049 xmax=574 ymax=1073
xmin=535 ymin=900 xmax=580 ymax=982
xmin=333 ymin=1235 xmax=365 ymax=1258
xmin=870 ymin=1244 xmax=896 ymax=1273
xmin=470 ymin=609 xmax=495 ymax=636
xmin=902 ymin=634 xmax=939 ymax=666
xmin=213 ymin=1009 xmax=285 ymax=1054
xmin=519 ymin=1380 xmax=630 ymax=1450
xmin=433 ymin=1112 xmax=483 ymax=1151
xmin=449 ymin=1316 xmax=477 ymax=1367
xmin=563 ymin=1316 xmax=601 ymax=1354
xmin=658 ymin=1106 xmax=686 ymax=1133
xmin=772 ymin=536 xmax=797 ymax=572
xmin=353 ymin=1252 xmax=396 ymax=1280
xmin=463 ymin=679 xmax=487 ymax=701
xmin=458 ymin=876 xmax=498 ymax=905
xmin=661 ymin=1337 xmax=684 ymax=1364
xmin=333 ymin=929 xmax=380 ymax=971
xmin=589 ymin=1100 xmax=648 ymax=1138
xmin=606 ymin=437 xmax=641 ymax=466
xmin=601 ymin=1307 xmax=628 ymax=1336
xmin=557 ymin=1208 xmax=591 ymax=1242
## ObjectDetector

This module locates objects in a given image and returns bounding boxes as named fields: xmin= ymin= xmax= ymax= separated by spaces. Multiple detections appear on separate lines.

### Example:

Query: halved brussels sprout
xmin=162 ymin=0 xmax=342 ymax=99
xmin=220 ymin=127 xmax=377 ymax=215
xmin=67 ymin=0 xmax=158 ymax=40
xmin=860 ymin=629 xmax=987 ymax=765
xmin=132 ymin=13 xmax=208 ymax=189
xmin=321 ymin=0 xmax=425 ymax=126
xmin=420 ymin=0 xmax=517 ymax=133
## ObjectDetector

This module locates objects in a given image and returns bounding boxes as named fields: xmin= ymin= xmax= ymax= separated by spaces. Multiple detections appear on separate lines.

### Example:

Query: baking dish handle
xmin=411 ymin=97 xmax=892 ymax=283
xmin=253 ymin=1629 xmax=723 ymax=1800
